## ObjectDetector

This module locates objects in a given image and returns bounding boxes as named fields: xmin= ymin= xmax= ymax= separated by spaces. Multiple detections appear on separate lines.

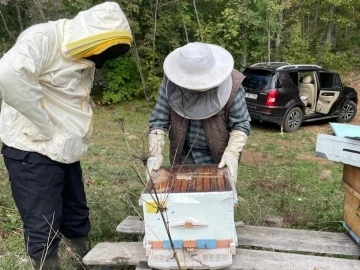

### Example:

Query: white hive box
xmin=316 ymin=133 xmax=360 ymax=167
xmin=140 ymin=165 xmax=237 ymax=269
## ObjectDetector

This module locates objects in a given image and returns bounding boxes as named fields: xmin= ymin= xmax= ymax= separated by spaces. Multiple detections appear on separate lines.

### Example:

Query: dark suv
xmin=242 ymin=62 xmax=358 ymax=132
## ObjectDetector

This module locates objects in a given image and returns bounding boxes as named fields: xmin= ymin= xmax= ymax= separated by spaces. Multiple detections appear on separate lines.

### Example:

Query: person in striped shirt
xmin=147 ymin=42 xmax=250 ymax=186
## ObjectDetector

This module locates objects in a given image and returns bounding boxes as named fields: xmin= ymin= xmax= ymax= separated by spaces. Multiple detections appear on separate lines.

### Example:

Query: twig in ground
xmin=43 ymin=215 xmax=88 ymax=270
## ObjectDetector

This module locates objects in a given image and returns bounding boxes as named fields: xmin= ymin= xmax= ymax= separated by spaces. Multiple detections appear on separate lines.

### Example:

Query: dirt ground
xmin=241 ymin=149 xmax=268 ymax=164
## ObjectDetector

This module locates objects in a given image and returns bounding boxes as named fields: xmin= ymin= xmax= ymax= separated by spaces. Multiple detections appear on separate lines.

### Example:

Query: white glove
xmin=218 ymin=130 xmax=248 ymax=183
xmin=146 ymin=129 xmax=166 ymax=181
xmin=219 ymin=152 xmax=239 ymax=183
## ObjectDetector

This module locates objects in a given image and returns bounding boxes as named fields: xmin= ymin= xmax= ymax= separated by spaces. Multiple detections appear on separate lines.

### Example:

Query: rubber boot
xmin=32 ymin=254 xmax=60 ymax=270
xmin=63 ymin=236 xmax=91 ymax=270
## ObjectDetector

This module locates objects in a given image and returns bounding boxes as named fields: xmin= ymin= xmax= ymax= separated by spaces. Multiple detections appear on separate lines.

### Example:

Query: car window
xmin=319 ymin=72 xmax=340 ymax=90
xmin=243 ymin=68 xmax=275 ymax=90
xmin=299 ymin=71 xmax=314 ymax=83
xmin=288 ymin=72 xmax=299 ymax=86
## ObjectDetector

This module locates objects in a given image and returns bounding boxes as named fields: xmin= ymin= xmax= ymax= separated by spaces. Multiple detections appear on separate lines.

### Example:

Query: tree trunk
xmin=183 ymin=20 xmax=189 ymax=43
xmin=16 ymin=4 xmax=23 ymax=32
xmin=307 ymin=12 xmax=310 ymax=36
xmin=152 ymin=0 xmax=159 ymax=72
xmin=131 ymin=35 xmax=149 ymax=100
xmin=193 ymin=0 xmax=204 ymax=42
xmin=178 ymin=0 xmax=189 ymax=43
xmin=345 ymin=7 xmax=355 ymax=39
xmin=0 ymin=10 xmax=14 ymax=41
xmin=241 ymin=26 xmax=248 ymax=67
xmin=266 ymin=12 xmax=271 ymax=62
xmin=241 ymin=51 xmax=248 ymax=68
xmin=314 ymin=1 xmax=319 ymax=34
xmin=325 ymin=4 xmax=334 ymax=45
xmin=332 ymin=25 xmax=337 ymax=50
xmin=302 ymin=16 xmax=305 ymax=37
xmin=275 ymin=0 xmax=284 ymax=59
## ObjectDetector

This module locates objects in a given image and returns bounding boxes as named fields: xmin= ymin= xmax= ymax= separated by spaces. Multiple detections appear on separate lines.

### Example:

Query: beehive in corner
xmin=316 ymin=132 xmax=360 ymax=246
xmin=140 ymin=165 xmax=237 ymax=270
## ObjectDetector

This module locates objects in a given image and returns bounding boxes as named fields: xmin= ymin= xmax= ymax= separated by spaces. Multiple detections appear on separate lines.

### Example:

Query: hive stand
xmin=83 ymin=216 xmax=360 ymax=270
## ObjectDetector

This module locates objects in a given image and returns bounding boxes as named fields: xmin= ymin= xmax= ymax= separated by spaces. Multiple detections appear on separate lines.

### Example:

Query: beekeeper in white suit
xmin=147 ymin=42 xmax=251 ymax=198
xmin=0 ymin=2 xmax=132 ymax=269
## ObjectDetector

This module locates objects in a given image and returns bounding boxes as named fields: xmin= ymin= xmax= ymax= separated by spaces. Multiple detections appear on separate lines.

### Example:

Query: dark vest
xmin=169 ymin=69 xmax=245 ymax=164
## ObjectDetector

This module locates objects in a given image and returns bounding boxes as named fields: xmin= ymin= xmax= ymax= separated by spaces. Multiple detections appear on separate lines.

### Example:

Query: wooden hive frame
xmin=145 ymin=165 xmax=232 ymax=193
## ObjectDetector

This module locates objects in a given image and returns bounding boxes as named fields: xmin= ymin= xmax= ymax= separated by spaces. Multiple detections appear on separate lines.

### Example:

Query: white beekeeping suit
xmin=0 ymin=2 xmax=132 ymax=163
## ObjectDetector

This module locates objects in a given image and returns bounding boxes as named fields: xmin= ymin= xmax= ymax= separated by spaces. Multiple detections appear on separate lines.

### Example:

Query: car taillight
xmin=265 ymin=89 xmax=278 ymax=106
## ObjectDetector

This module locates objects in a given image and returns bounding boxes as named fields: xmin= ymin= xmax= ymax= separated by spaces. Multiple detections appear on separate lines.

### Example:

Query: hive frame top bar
xmin=145 ymin=165 xmax=232 ymax=193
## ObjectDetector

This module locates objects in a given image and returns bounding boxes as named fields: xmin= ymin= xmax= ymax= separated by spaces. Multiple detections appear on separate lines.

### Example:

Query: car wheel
xmin=336 ymin=100 xmax=357 ymax=123
xmin=283 ymin=107 xmax=303 ymax=133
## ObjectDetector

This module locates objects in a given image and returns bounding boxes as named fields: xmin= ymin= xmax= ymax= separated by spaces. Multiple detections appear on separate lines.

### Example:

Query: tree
xmin=0 ymin=0 xmax=359 ymax=102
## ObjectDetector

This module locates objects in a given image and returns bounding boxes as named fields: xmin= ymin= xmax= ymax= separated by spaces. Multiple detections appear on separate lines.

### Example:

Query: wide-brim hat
xmin=163 ymin=42 xmax=234 ymax=91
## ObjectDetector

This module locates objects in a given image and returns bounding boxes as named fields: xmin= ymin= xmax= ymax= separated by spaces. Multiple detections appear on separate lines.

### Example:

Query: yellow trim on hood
xmin=66 ymin=30 xmax=132 ymax=59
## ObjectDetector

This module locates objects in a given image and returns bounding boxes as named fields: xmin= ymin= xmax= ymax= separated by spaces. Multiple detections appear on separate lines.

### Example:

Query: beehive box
xmin=316 ymin=134 xmax=360 ymax=245
xmin=343 ymin=165 xmax=360 ymax=244
xmin=140 ymin=165 xmax=237 ymax=269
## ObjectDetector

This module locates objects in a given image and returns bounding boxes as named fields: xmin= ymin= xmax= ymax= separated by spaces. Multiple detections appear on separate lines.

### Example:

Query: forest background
xmin=1 ymin=0 xmax=359 ymax=103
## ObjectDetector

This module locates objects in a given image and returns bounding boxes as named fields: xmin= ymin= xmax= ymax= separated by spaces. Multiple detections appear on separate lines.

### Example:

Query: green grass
xmin=0 ymin=100 xmax=347 ymax=269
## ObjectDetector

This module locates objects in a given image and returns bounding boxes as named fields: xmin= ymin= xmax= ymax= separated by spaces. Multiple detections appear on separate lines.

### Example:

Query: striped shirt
xmin=149 ymin=80 xmax=251 ymax=164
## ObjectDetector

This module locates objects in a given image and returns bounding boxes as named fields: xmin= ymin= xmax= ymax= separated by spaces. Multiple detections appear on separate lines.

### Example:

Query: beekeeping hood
xmin=62 ymin=1 xmax=133 ymax=60
xmin=0 ymin=1 xmax=133 ymax=164
xmin=164 ymin=42 xmax=234 ymax=120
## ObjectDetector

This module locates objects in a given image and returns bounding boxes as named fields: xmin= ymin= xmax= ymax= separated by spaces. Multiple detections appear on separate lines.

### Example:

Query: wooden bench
xmin=83 ymin=216 xmax=360 ymax=270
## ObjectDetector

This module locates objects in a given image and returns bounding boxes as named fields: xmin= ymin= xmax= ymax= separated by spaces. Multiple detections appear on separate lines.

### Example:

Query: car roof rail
xmin=250 ymin=62 xmax=291 ymax=68
xmin=276 ymin=64 xmax=322 ymax=70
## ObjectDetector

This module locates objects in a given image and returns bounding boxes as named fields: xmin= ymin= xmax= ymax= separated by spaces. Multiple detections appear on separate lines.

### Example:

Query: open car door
xmin=316 ymin=72 xmax=342 ymax=114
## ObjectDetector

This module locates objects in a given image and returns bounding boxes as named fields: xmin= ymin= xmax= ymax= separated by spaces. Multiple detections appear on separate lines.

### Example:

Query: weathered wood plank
xmin=83 ymin=242 xmax=147 ymax=266
xmin=116 ymin=216 xmax=360 ymax=256
xmin=83 ymin=242 xmax=360 ymax=270
xmin=116 ymin=216 xmax=145 ymax=234
xmin=238 ymin=224 xmax=360 ymax=256
xmin=233 ymin=249 xmax=360 ymax=270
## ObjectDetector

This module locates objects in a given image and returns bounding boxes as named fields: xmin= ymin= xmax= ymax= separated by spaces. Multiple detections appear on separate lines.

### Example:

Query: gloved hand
xmin=146 ymin=129 xmax=166 ymax=181
xmin=218 ymin=130 xmax=248 ymax=183
xmin=219 ymin=152 xmax=239 ymax=183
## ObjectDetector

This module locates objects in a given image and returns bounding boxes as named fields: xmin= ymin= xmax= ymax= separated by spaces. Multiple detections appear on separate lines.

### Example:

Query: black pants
xmin=2 ymin=145 xmax=90 ymax=260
